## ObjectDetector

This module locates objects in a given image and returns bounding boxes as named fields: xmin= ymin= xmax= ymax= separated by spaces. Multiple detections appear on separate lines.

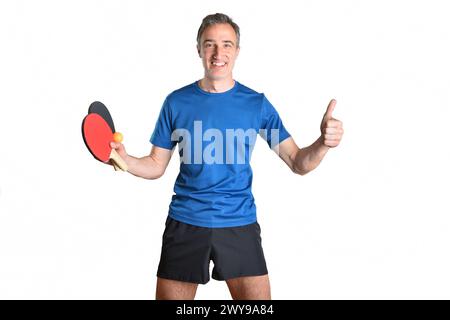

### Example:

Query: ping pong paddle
xmin=88 ymin=101 xmax=116 ymax=132
xmin=82 ymin=113 xmax=128 ymax=171
xmin=88 ymin=101 xmax=120 ymax=171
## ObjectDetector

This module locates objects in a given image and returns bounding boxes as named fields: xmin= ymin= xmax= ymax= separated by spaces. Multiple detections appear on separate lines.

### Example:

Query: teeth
xmin=212 ymin=62 xmax=226 ymax=66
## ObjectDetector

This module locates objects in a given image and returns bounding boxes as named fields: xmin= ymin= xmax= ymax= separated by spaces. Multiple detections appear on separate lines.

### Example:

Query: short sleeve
xmin=150 ymin=97 xmax=177 ymax=150
xmin=260 ymin=94 xmax=291 ymax=148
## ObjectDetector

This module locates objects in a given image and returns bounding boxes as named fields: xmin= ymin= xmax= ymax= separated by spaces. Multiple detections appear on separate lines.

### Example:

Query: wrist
xmin=122 ymin=154 xmax=136 ymax=169
xmin=317 ymin=135 xmax=330 ymax=150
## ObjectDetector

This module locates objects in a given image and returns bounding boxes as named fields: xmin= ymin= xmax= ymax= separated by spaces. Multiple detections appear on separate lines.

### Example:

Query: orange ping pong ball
xmin=113 ymin=132 xmax=123 ymax=143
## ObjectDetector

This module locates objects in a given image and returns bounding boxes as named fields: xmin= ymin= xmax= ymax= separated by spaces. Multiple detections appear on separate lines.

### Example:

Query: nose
xmin=212 ymin=45 xmax=224 ymax=59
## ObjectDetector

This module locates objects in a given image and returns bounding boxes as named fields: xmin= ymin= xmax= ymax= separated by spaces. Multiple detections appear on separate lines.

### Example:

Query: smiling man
xmin=110 ymin=13 xmax=343 ymax=300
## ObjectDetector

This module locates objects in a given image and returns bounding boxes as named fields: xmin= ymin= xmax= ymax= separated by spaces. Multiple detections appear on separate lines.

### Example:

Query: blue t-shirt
xmin=150 ymin=80 xmax=290 ymax=228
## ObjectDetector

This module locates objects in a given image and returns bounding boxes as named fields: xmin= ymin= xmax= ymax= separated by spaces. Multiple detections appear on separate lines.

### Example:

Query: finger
xmin=325 ymin=140 xmax=340 ymax=147
xmin=324 ymin=134 xmax=341 ymax=141
xmin=324 ymin=99 xmax=337 ymax=119
xmin=110 ymin=141 xmax=120 ymax=149
xmin=324 ymin=137 xmax=341 ymax=145
xmin=325 ymin=127 xmax=344 ymax=135
xmin=325 ymin=119 xmax=343 ymax=128
xmin=325 ymin=127 xmax=343 ymax=134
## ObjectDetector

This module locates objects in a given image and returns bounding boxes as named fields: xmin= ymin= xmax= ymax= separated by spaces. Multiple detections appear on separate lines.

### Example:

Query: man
xmin=110 ymin=13 xmax=343 ymax=300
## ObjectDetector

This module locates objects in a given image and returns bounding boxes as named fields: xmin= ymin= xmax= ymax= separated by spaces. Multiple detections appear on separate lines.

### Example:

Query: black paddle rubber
xmin=88 ymin=101 xmax=116 ymax=133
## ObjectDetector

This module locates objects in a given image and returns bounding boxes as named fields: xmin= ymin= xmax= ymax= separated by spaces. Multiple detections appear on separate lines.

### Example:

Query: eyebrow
xmin=203 ymin=39 xmax=235 ymax=46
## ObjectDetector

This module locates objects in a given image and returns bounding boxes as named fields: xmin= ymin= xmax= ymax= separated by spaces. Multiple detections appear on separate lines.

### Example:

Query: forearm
xmin=292 ymin=136 xmax=329 ymax=175
xmin=124 ymin=154 xmax=165 ymax=180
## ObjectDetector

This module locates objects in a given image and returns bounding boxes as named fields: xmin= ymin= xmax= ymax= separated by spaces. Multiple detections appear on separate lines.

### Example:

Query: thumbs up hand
xmin=320 ymin=99 xmax=344 ymax=148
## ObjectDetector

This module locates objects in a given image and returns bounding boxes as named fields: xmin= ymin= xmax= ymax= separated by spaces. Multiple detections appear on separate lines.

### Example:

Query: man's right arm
xmin=110 ymin=142 xmax=174 ymax=180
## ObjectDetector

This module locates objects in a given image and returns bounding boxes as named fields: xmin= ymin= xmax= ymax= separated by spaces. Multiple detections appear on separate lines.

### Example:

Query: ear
xmin=197 ymin=45 xmax=201 ymax=58
xmin=235 ymin=46 xmax=240 ymax=58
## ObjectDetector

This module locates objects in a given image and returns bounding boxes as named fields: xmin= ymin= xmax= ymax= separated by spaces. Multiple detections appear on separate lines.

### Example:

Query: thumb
xmin=324 ymin=99 xmax=337 ymax=120
xmin=110 ymin=141 xmax=120 ymax=149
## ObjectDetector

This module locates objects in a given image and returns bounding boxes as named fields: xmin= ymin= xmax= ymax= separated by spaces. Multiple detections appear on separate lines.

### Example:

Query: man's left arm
xmin=276 ymin=99 xmax=344 ymax=175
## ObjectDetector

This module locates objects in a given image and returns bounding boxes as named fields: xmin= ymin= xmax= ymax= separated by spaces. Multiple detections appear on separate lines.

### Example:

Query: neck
xmin=198 ymin=77 xmax=235 ymax=93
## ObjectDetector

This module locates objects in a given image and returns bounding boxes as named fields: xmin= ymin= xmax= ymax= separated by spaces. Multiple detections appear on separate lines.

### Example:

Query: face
xmin=197 ymin=23 xmax=240 ymax=81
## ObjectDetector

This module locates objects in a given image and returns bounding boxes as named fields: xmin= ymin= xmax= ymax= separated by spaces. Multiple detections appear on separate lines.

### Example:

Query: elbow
xmin=296 ymin=169 xmax=309 ymax=176
xmin=292 ymin=165 xmax=308 ymax=176
xmin=144 ymin=155 xmax=167 ymax=180
xmin=150 ymin=169 xmax=165 ymax=180
xmin=290 ymin=148 xmax=309 ymax=176
xmin=148 ymin=174 xmax=163 ymax=180
xmin=145 ymin=167 xmax=166 ymax=180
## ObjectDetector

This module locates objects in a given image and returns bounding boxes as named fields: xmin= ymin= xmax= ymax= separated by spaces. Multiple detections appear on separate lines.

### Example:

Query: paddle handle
xmin=110 ymin=149 xmax=128 ymax=171
xmin=111 ymin=159 xmax=121 ymax=171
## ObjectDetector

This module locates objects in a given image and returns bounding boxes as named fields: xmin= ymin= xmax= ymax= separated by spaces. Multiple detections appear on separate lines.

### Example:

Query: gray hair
xmin=196 ymin=13 xmax=240 ymax=48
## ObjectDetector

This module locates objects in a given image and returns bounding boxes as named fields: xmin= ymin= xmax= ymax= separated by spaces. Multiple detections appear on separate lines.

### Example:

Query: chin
xmin=206 ymin=72 xmax=230 ymax=81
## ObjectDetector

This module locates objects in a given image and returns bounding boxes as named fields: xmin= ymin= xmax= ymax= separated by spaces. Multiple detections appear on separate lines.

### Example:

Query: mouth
xmin=210 ymin=61 xmax=227 ymax=69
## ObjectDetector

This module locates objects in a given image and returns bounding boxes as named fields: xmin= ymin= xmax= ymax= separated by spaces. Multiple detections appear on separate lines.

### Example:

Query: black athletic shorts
xmin=157 ymin=216 xmax=268 ymax=284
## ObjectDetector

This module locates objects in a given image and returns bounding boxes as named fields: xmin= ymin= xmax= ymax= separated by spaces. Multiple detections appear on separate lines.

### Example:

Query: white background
xmin=0 ymin=0 xmax=449 ymax=299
